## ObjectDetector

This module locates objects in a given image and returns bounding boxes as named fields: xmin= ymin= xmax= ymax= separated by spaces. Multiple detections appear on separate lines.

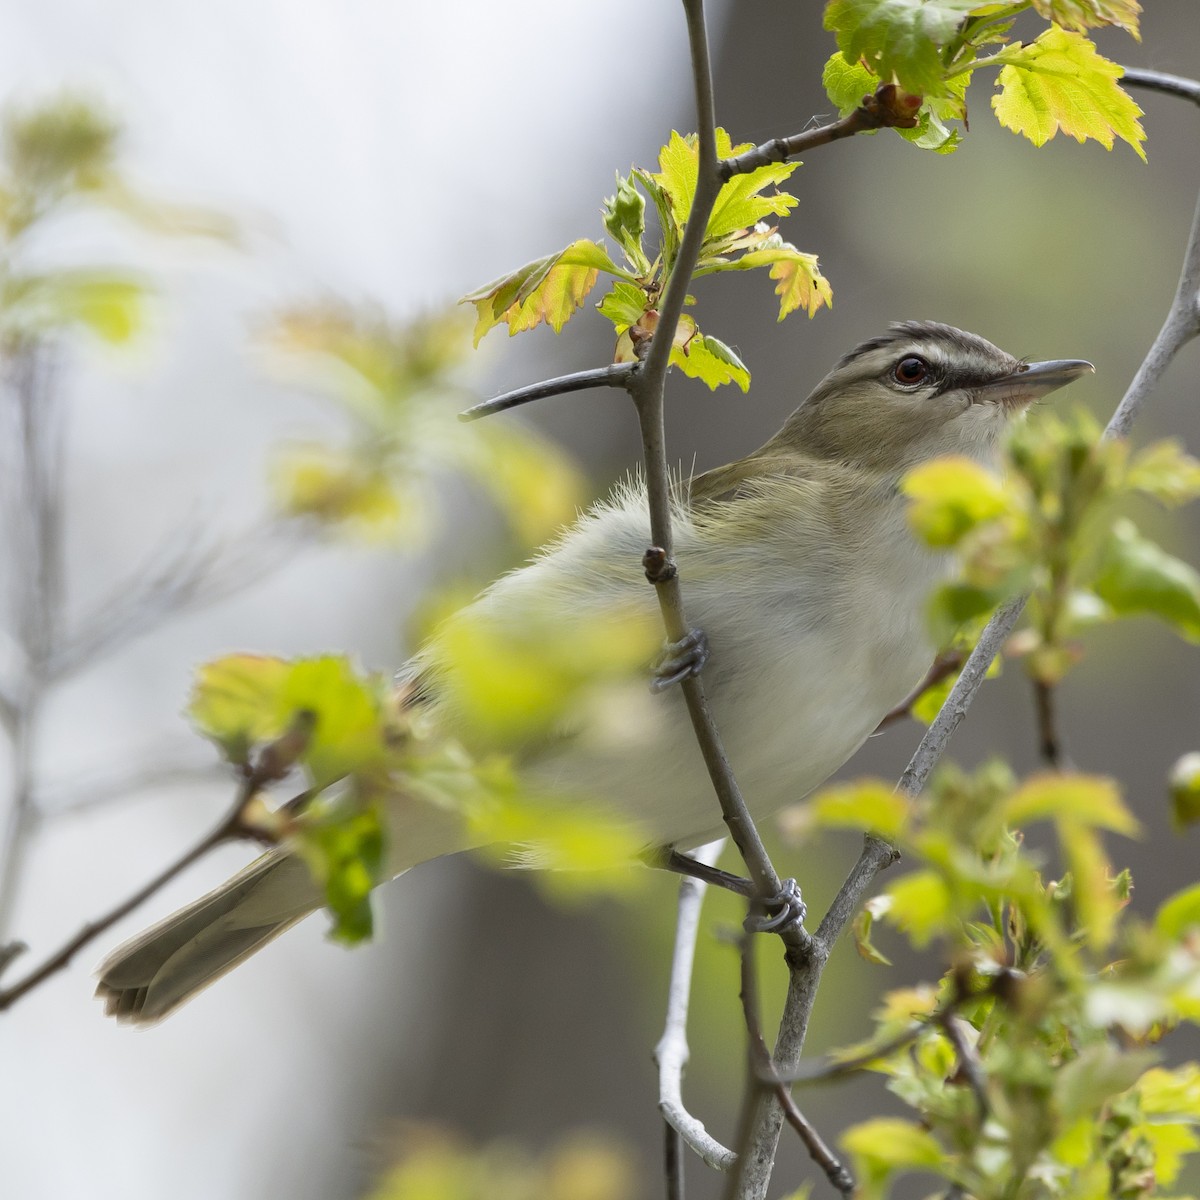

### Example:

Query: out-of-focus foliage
xmin=266 ymin=303 xmax=585 ymax=546
xmin=791 ymin=762 xmax=1200 ymax=1199
xmin=188 ymin=581 xmax=664 ymax=934
xmin=901 ymin=409 xmax=1200 ymax=713
xmin=462 ymin=128 xmax=831 ymax=393
xmin=366 ymin=1125 xmax=638 ymax=1200
xmin=822 ymin=0 xmax=1144 ymax=157
xmin=0 ymin=94 xmax=233 ymax=353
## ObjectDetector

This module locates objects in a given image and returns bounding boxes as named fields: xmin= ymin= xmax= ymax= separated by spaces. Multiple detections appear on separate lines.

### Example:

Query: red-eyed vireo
xmin=97 ymin=322 xmax=1092 ymax=1023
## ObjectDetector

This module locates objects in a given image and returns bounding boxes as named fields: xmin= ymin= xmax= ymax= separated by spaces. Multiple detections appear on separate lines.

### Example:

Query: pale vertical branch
xmin=655 ymin=839 xmax=737 ymax=1177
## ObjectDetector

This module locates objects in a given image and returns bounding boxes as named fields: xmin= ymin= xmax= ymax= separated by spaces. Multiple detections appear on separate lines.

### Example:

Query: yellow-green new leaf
xmin=1059 ymin=818 xmax=1124 ymax=951
xmin=724 ymin=246 xmax=833 ymax=319
xmin=461 ymin=240 xmax=623 ymax=345
xmin=1005 ymin=773 xmax=1140 ymax=836
xmin=189 ymin=654 xmax=292 ymax=764
xmin=811 ymin=780 xmax=909 ymax=840
xmin=651 ymin=129 xmax=798 ymax=244
xmin=1155 ymin=881 xmax=1200 ymax=941
xmin=1126 ymin=440 xmax=1200 ymax=507
xmin=901 ymin=455 xmax=1012 ymax=547
xmin=670 ymin=331 xmax=751 ymax=392
xmin=1093 ymin=519 xmax=1200 ymax=642
xmin=1031 ymin=0 xmax=1141 ymax=38
xmin=991 ymin=27 xmax=1146 ymax=159
xmin=885 ymin=870 xmax=954 ymax=947
xmin=1169 ymin=753 xmax=1200 ymax=830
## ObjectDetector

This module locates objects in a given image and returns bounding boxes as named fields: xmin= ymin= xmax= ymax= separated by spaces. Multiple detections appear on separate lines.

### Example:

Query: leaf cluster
xmin=823 ymin=0 xmax=1145 ymax=157
xmin=902 ymin=410 xmax=1200 ymax=695
xmin=461 ymin=128 xmax=832 ymax=393
xmin=266 ymin=302 xmax=584 ymax=546
xmin=0 ymin=95 xmax=233 ymax=353
xmin=800 ymin=763 xmax=1200 ymax=1199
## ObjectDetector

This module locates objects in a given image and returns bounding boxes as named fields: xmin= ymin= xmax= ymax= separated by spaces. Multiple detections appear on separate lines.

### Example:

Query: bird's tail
xmin=95 ymin=852 xmax=322 ymax=1025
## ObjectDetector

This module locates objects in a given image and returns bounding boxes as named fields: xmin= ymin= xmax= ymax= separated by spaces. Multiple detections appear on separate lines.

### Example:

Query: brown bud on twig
xmin=643 ymin=545 xmax=678 ymax=584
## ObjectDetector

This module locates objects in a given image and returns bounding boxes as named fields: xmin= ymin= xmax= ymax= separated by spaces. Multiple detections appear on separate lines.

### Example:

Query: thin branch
xmin=720 ymin=84 xmax=922 ymax=179
xmin=941 ymin=1015 xmax=989 ymax=1119
xmin=628 ymin=0 xmax=795 ymax=939
xmin=37 ymin=757 xmax=223 ymax=820
xmin=655 ymin=839 xmax=738 ymax=1174
xmin=1122 ymin=67 xmax=1200 ymax=107
xmin=0 ymin=785 xmax=254 ymax=1011
xmin=734 ymin=835 xmax=898 ymax=1200
xmin=1032 ymin=677 xmax=1064 ymax=770
xmin=730 ymin=931 xmax=854 ymax=1199
xmin=47 ymin=514 xmax=306 ymax=681
xmin=457 ymin=363 xmax=637 ymax=422
xmin=0 ymin=718 xmax=312 ymax=1012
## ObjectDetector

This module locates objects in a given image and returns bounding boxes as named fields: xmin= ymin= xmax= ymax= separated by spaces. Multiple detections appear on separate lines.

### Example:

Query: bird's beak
xmin=977 ymin=358 xmax=1095 ymax=410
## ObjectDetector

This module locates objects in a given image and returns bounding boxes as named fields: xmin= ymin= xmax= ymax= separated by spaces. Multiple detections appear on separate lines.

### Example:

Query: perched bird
xmin=96 ymin=322 xmax=1092 ymax=1023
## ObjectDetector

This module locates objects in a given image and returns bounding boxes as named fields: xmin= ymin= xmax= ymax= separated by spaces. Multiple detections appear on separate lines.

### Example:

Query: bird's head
xmin=776 ymin=321 xmax=1093 ymax=473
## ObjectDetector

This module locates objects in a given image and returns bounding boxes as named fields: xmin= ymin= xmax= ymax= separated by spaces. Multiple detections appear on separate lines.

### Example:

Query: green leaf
xmin=853 ymin=896 xmax=894 ymax=965
xmin=1169 ymin=753 xmax=1200 ymax=830
xmin=715 ymin=245 xmax=833 ymax=320
xmin=901 ymin=455 xmax=1012 ymax=547
xmin=188 ymin=654 xmax=292 ymax=765
xmin=188 ymin=654 xmax=385 ymax=787
xmin=1125 ymin=440 xmax=1200 ymax=507
xmin=1092 ymin=519 xmax=1200 ymax=641
xmin=670 ymin=331 xmax=751 ymax=392
xmin=811 ymin=780 xmax=910 ymax=840
xmin=602 ymin=171 xmax=648 ymax=271
xmin=461 ymin=239 xmax=625 ymax=345
xmin=823 ymin=51 xmax=964 ymax=152
xmin=824 ymin=0 xmax=980 ymax=97
xmin=884 ymin=870 xmax=954 ymax=947
xmin=823 ymin=52 xmax=881 ymax=116
xmin=650 ymin=129 xmax=799 ymax=245
xmin=1005 ymin=773 xmax=1139 ymax=835
xmin=1155 ymin=880 xmax=1200 ymax=940
xmin=1055 ymin=1044 xmax=1158 ymax=1122
xmin=1031 ymin=0 xmax=1141 ymax=38
xmin=271 ymin=443 xmax=405 ymax=538
xmin=296 ymin=798 xmax=384 ymax=944
xmin=991 ymin=27 xmax=1146 ymax=160
xmin=1058 ymin=818 xmax=1124 ymax=950
xmin=841 ymin=1116 xmax=945 ymax=1171
xmin=596 ymin=280 xmax=651 ymax=334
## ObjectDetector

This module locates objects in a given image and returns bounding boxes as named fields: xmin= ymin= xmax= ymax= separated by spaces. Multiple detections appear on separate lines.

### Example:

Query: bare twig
xmin=655 ymin=839 xmax=738 ymax=1174
xmin=47 ymin=514 xmax=306 ymax=681
xmin=1032 ymin=677 xmax=1064 ymax=770
xmin=720 ymin=84 xmax=921 ymax=179
xmin=458 ymin=363 xmax=637 ymax=422
xmin=37 ymin=757 xmax=223 ymax=820
xmin=0 ymin=721 xmax=308 ymax=1014
xmin=1122 ymin=67 xmax=1200 ymax=107
xmin=0 ymin=781 xmax=259 ymax=1011
xmin=941 ymin=1015 xmax=989 ymax=1119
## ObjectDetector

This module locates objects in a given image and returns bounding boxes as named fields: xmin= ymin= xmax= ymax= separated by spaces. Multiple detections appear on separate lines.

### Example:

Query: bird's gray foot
xmin=745 ymin=878 xmax=806 ymax=933
xmin=650 ymin=628 xmax=710 ymax=693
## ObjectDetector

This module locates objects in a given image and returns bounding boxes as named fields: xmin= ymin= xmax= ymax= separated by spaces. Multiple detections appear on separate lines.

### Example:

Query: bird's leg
xmin=648 ymin=846 xmax=756 ymax=898
xmin=651 ymin=849 xmax=808 ymax=934
xmin=650 ymin=628 xmax=710 ymax=693
xmin=744 ymin=878 xmax=807 ymax=934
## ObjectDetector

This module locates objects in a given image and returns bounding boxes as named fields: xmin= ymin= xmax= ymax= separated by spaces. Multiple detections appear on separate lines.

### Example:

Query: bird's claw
xmin=650 ymin=628 xmax=710 ymax=693
xmin=744 ymin=878 xmax=807 ymax=934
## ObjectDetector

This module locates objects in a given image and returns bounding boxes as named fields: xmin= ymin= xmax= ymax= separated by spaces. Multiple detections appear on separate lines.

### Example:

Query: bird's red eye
xmin=893 ymin=355 xmax=929 ymax=385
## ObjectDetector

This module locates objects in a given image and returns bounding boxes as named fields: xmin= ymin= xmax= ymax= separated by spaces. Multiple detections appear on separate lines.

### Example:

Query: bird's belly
xmin=525 ymin=609 xmax=930 ymax=851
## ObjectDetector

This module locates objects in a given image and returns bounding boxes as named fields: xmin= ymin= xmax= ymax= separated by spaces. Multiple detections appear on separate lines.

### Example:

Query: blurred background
xmin=1 ymin=2 xmax=1199 ymax=1197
